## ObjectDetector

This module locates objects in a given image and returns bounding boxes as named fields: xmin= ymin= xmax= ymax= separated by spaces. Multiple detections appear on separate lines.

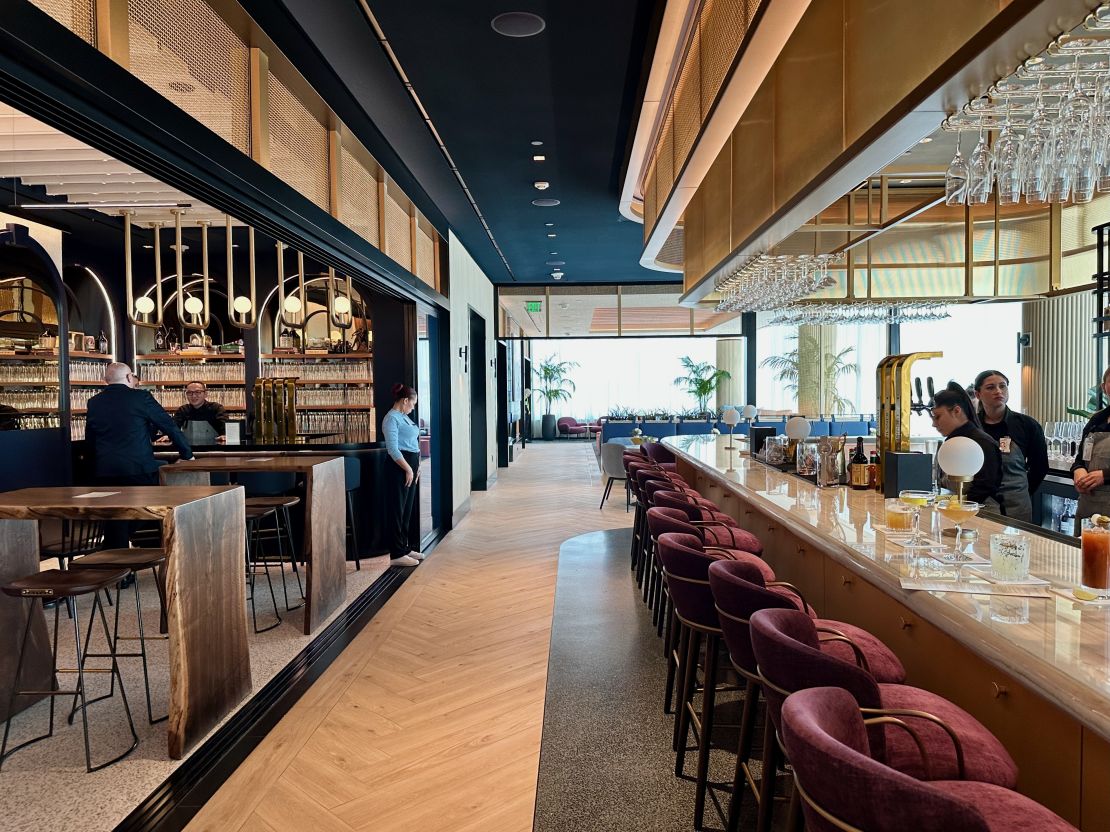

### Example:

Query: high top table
xmin=663 ymin=434 xmax=1110 ymax=828
xmin=0 ymin=485 xmax=248 ymax=759
xmin=160 ymin=455 xmax=346 ymax=634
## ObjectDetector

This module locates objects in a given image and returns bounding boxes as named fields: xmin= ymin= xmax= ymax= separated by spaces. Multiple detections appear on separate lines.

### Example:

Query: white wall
xmin=448 ymin=233 xmax=497 ymax=516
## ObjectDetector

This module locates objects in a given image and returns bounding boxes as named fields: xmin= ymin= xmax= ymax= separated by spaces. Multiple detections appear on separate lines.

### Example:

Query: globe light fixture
xmin=785 ymin=416 xmax=812 ymax=440
xmin=937 ymin=436 xmax=984 ymax=502
xmin=183 ymin=295 xmax=204 ymax=315
xmin=233 ymin=295 xmax=253 ymax=315
xmin=283 ymin=295 xmax=303 ymax=314
xmin=720 ymin=406 xmax=742 ymax=450
xmin=333 ymin=295 xmax=352 ymax=315
xmin=134 ymin=296 xmax=156 ymax=316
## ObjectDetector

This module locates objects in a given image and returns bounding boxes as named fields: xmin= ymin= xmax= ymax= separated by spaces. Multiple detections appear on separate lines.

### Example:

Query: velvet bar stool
xmin=707 ymin=559 xmax=906 ymax=832
xmin=644 ymin=441 xmax=677 ymax=465
xmin=631 ymin=466 xmax=681 ymax=579
xmin=656 ymin=531 xmax=755 ymax=830
xmin=1 ymin=566 xmax=139 ymax=773
xmin=749 ymin=608 xmax=1018 ymax=791
xmin=781 ymin=687 xmax=1078 ymax=832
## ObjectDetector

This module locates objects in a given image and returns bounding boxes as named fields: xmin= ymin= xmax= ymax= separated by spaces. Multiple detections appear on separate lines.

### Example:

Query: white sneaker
xmin=409 ymin=551 xmax=426 ymax=561
xmin=391 ymin=555 xmax=420 ymax=567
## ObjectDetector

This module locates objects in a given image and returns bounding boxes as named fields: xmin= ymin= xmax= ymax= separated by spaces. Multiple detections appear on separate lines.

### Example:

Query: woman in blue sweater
xmin=383 ymin=383 xmax=423 ymax=566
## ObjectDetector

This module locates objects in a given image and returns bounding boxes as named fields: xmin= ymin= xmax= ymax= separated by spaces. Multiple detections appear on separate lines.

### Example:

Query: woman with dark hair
xmin=930 ymin=381 xmax=1002 ymax=507
xmin=383 ymin=382 xmax=423 ymax=567
xmin=974 ymin=370 xmax=1047 ymax=522
xmin=1073 ymin=367 xmax=1110 ymax=530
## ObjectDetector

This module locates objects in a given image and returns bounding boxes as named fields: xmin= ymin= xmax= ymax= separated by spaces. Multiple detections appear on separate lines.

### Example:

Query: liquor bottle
xmin=154 ymin=328 xmax=167 ymax=352
xmin=868 ymin=450 xmax=880 ymax=490
xmin=97 ymin=331 xmax=108 ymax=355
xmin=850 ymin=437 xmax=869 ymax=490
xmin=279 ymin=327 xmax=292 ymax=350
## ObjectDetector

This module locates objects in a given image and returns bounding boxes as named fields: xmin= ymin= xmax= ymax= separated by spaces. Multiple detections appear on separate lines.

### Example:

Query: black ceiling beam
xmin=0 ymin=1 xmax=445 ymax=308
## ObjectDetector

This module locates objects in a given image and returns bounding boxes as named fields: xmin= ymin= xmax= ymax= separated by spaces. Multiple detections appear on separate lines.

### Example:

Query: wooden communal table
xmin=0 ymin=486 xmax=249 ymax=759
xmin=161 ymin=455 xmax=346 ymax=634
xmin=663 ymin=435 xmax=1110 ymax=829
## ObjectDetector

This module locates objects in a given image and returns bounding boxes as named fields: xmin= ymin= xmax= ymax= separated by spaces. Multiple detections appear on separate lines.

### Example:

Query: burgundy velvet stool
xmin=656 ymin=531 xmax=756 ymax=831
xmin=781 ymin=687 xmax=1077 ymax=832
xmin=644 ymin=441 xmax=677 ymax=465
xmin=749 ymin=608 xmax=1018 ymax=803
xmin=629 ymin=465 xmax=673 ymax=577
xmin=708 ymin=559 xmax=906 ymax=832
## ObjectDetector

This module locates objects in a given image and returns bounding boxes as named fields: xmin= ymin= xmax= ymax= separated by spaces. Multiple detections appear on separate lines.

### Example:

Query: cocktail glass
xmin=898 ymin=489 xmax=937 ymax=548
xmin=936 ymin=498 xmax=982 ymax=578
xmin=884 ymin=498 xmax=913 ymax=532
xmin=1081 ymin=517 xmax=1110 ymax=598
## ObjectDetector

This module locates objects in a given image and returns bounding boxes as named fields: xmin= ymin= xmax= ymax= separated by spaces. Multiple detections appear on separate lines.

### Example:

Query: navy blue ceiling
xmin=247 ymin=0 xmax=668 ymax=286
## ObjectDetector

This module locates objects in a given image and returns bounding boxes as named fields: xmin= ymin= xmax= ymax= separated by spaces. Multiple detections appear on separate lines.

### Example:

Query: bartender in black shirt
xmin=974 ymin=370 xmax=1048 ymax=522
xmin=173 ymin=381 xmax=227 ymax=442
xmin=930 ymin=382 xmax=1003 ymax=507
xmin=1073 ymin=367 xmax=1110 ymax=531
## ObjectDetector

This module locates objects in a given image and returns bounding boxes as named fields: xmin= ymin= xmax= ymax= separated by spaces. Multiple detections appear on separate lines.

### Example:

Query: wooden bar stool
xmin=246 ymin=505 xmax=283 ymax=633
xmin=1 ymin=567 xmax=139 ymax=773
xmin=71 ymin=547 xmax=169 ymax=724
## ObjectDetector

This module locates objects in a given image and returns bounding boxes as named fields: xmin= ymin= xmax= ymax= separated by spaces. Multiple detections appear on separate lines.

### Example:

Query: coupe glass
xmin=898 ymin=489 xmax=937 ymax=548
xmin=936 ymin=498 xmax=982 ymax=577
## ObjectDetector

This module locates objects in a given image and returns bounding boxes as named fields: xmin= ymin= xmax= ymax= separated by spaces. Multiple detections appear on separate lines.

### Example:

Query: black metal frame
xmin=1095 ymin=220 xmax=1110 ymax=409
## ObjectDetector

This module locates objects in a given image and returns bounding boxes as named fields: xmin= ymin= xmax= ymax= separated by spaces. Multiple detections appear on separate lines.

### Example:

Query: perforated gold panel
xmin=415 ymin=223 xmax=436 ymax=288
xmin=672 ymin=28 xmax=702 ymax=175
xmin=267 ymin=68 xmax=329 ymax=211
xmin=700 ymin=0 xmax=745 ymax=114
xmin=29 ymin=0 xmax=95 ymax=43
xmin=128 ymin=0 xmax=249 ymax=154
xmin=657 ymin=226 xmax=685 ymax=268
xmin=384 ymin=188 xmax=412 ymax=269
xmin=339 ymin=142 xmax=380 ymax=247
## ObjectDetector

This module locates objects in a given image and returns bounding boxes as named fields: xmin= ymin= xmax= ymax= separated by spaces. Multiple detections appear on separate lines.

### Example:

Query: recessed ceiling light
xmin=534 ymin=181 xmax=550 ymax=190
xmin=551 ymin=270 xmax=564 ymax=279
xmin=531 ymin=140 xmax=543 ymax=147
xmin=533 ymin=154 xmax=546 ymax=162
xmin=918 ymin=137 xmax=933 ymax=144
xmin=491 ymin=12 xmax=546 ymax=38
xmin=546 ymin=260 xmax=565 ymax=266
xmin=532 ymin=198 xmax=560 ymax=207
xmin=547 ymin=233 xmax=557 ymax=238
xmin=142 ymin=244 xmax=153 ymax=250
xmin=544 ymin=222 xmax=554 ymax=227
xmin=549 ymin=251 xmax=558 ymax=255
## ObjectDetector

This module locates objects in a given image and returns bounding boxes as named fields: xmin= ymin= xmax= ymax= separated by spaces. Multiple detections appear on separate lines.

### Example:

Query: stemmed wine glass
xmin=967 ymin=130 xmax=995 ymax=204
xmin=898 ymin=489 xmax=937 ymax=548
xmin=945 ymin=136 xmax=968 ymax=206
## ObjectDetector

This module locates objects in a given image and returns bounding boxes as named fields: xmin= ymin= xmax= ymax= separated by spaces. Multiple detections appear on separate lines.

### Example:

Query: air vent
xmin=491 ymin=12 xmax=546 ymax=38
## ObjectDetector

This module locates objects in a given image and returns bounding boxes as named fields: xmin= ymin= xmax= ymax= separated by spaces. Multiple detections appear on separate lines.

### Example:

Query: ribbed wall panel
xmin=1022 ymin=292 xmax=1096 ymax=423
xmin=384 ymin=190 xmax=412 ymax=269
xmin=415 ymin=223 xmax=436 ymax=288
xmin=339 ymin=142 xmax=380 ymax=247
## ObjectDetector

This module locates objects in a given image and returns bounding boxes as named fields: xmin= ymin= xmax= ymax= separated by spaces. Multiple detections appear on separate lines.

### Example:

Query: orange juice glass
xmin=1081 ymin=519 xmax=1110 ymax=597
xmin=884 ymin=498 xmax=912 ymax=531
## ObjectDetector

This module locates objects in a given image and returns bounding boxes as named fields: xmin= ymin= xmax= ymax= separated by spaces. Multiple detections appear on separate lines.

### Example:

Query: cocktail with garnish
xmin=1082 ymin=515 xmax=1110 ymax=598
xmin=936 ymin=498 xmax=981 ymax=577
xmin=898 ymin=489 xmax=937 ymax=548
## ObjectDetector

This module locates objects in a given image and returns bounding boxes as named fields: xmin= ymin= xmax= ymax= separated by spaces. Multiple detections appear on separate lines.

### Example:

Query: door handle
xmin=841 ymin=575 xmax=852 ymax=586
xmin=992 ymin=682 xmax=1009 ymax=699
xmin=899 ymin=616 xmax=913 ymax=630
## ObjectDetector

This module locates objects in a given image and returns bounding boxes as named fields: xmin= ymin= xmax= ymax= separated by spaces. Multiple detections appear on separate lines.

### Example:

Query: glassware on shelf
xmin=995 ymin=123 xmax=1024 ymax=206
xmin=945 ymin=138 xmax=969 ymax=205
xmin=898 ymin=489 xmax=937 ymax=548
xmin=1081 ymin=516 xmax=1110 ymax=598
xmin=967 ymin=132 xmax=995 ymax=204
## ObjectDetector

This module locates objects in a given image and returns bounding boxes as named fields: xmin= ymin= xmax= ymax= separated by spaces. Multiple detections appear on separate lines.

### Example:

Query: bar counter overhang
xmin=663 ymin=434 xmax=1110 ymax=827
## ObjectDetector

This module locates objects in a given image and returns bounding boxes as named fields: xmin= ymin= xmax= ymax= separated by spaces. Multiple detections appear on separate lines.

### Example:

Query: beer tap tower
xmin=875 ymin=352 xmax=941 ymax=490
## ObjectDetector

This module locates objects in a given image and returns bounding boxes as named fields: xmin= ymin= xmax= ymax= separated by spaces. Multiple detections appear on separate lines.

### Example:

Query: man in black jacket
xmin=87 ymin=362 xmax=194 ymax=483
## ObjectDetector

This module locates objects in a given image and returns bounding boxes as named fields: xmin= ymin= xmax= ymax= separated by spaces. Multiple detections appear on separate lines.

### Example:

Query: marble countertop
xmin=664 ymin=434 xmax=1110 ymax=741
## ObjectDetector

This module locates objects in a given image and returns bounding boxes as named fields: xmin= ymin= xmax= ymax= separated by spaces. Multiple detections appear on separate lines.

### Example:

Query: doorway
xmin=469 ymin=308 xmax=488 ymax=491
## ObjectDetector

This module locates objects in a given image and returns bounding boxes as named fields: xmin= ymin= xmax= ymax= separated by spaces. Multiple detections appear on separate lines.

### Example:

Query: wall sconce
xmin=227 ymin=218 xmax=257 ymax=329
xmin=174 ymin=208 xmax=209 ymax=331
xmin=458 ymin=345 xmax=469 ymax=372
xmin=327 ymin=267 xmax=354 ymax=331
xmin=1016 ymin=331 xmax=1032 ymax=362
xmin=277 ymin=242 xmax=307 ymax=331
xmin=123 ymin=211 xmax=163 ymax=328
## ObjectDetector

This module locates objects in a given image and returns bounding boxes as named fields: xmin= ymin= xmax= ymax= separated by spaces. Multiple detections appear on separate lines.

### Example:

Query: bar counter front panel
xmin=663 ymin=435 xmax=1110 ymax=830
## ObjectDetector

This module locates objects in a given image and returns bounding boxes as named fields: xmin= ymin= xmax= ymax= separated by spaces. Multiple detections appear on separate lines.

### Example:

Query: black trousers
xmin=385 ymin=451 xmax=420 ymax=558
xmin=97 ymin=470 xmax=160 ymax=549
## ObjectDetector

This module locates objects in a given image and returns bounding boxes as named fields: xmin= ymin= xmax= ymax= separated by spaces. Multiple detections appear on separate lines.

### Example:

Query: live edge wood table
xmin=665 ymin=434 xmax=1110 ymax=831
xmin=0 ymin=485 xmax=249 ymax=760
xmin=160 ymin=455 xmax=346 ymax=635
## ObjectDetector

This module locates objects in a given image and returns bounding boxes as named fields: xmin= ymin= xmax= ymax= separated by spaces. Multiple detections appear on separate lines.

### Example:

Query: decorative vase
xmin=541 ymin=414 xmax=557 ymax=440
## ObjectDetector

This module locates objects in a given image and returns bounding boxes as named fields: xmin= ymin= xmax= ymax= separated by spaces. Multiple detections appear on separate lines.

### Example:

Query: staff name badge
xmin=1085 ymin=436 xmax=1095 ymax=463
xmin=999 ymin=437 xmax=1011 ymax=454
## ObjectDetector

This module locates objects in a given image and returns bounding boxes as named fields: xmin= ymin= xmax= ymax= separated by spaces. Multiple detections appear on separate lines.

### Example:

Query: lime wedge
xmin=1074 ymin=588 xmax=1099 ymax=602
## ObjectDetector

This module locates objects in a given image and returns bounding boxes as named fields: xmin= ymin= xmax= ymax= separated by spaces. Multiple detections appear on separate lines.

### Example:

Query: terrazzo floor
xmin=534 ymin=528 xmax=783 ymax=832
xmin=0 ymin=554 xmax=393 ymax=832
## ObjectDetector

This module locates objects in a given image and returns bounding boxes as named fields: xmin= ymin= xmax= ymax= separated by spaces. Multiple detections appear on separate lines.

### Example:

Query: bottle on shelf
xmin=97 ymin=331 xmax=108 ymax=355
xmin=868 ymin=450 xmax=880 ymax=490
xmin=850 ymin=437 xmax=869 ymax=490
xmin=155 ymin=327 xmax=168 ymax=352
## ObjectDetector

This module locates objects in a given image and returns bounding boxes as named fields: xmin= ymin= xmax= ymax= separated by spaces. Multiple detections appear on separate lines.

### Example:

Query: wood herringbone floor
xmin=186 ymin=441 xmax=632 ymax=832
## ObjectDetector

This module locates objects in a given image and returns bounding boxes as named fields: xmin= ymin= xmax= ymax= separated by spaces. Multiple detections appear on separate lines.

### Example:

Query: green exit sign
xmin=525 ymin=301 xmax=543 ymax=313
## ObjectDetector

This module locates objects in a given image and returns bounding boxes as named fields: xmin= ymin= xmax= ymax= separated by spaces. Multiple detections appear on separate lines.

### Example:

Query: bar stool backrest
xmin=708 ymin=559 xmax=802 ymax=676
xmin=601 ymin=442 xmax=629 ymax=479
xmin=749 ymin=608 xmax=881 ymax=736
xmin=780 ymin=687 xmax=989 ymax=832
xmin=644 ymin=442 xmax=676 ymax=464
xmin=656 ymin=532 xmax=725 ymax=630
xmin=652 ymin=490 xmax=700 ymax=522
xmin=343 ymin=456 xmax=361 ymax=492
xmin=646 ymin=506 xmax=699 ymax=540
xmin=236 ymin=471 xmax=297 ymax=497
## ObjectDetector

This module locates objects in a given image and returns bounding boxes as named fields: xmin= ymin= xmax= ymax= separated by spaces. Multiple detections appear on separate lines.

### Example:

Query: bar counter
xmin=664 ymin=435 xmax=1110 ymax=829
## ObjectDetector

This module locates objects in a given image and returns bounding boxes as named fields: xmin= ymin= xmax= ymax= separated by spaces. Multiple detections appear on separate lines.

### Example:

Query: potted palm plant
xmin=673 ymin=356 xmax=731 ymax=417
xmin=534 ymin=356 xmax=579 ymax=440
